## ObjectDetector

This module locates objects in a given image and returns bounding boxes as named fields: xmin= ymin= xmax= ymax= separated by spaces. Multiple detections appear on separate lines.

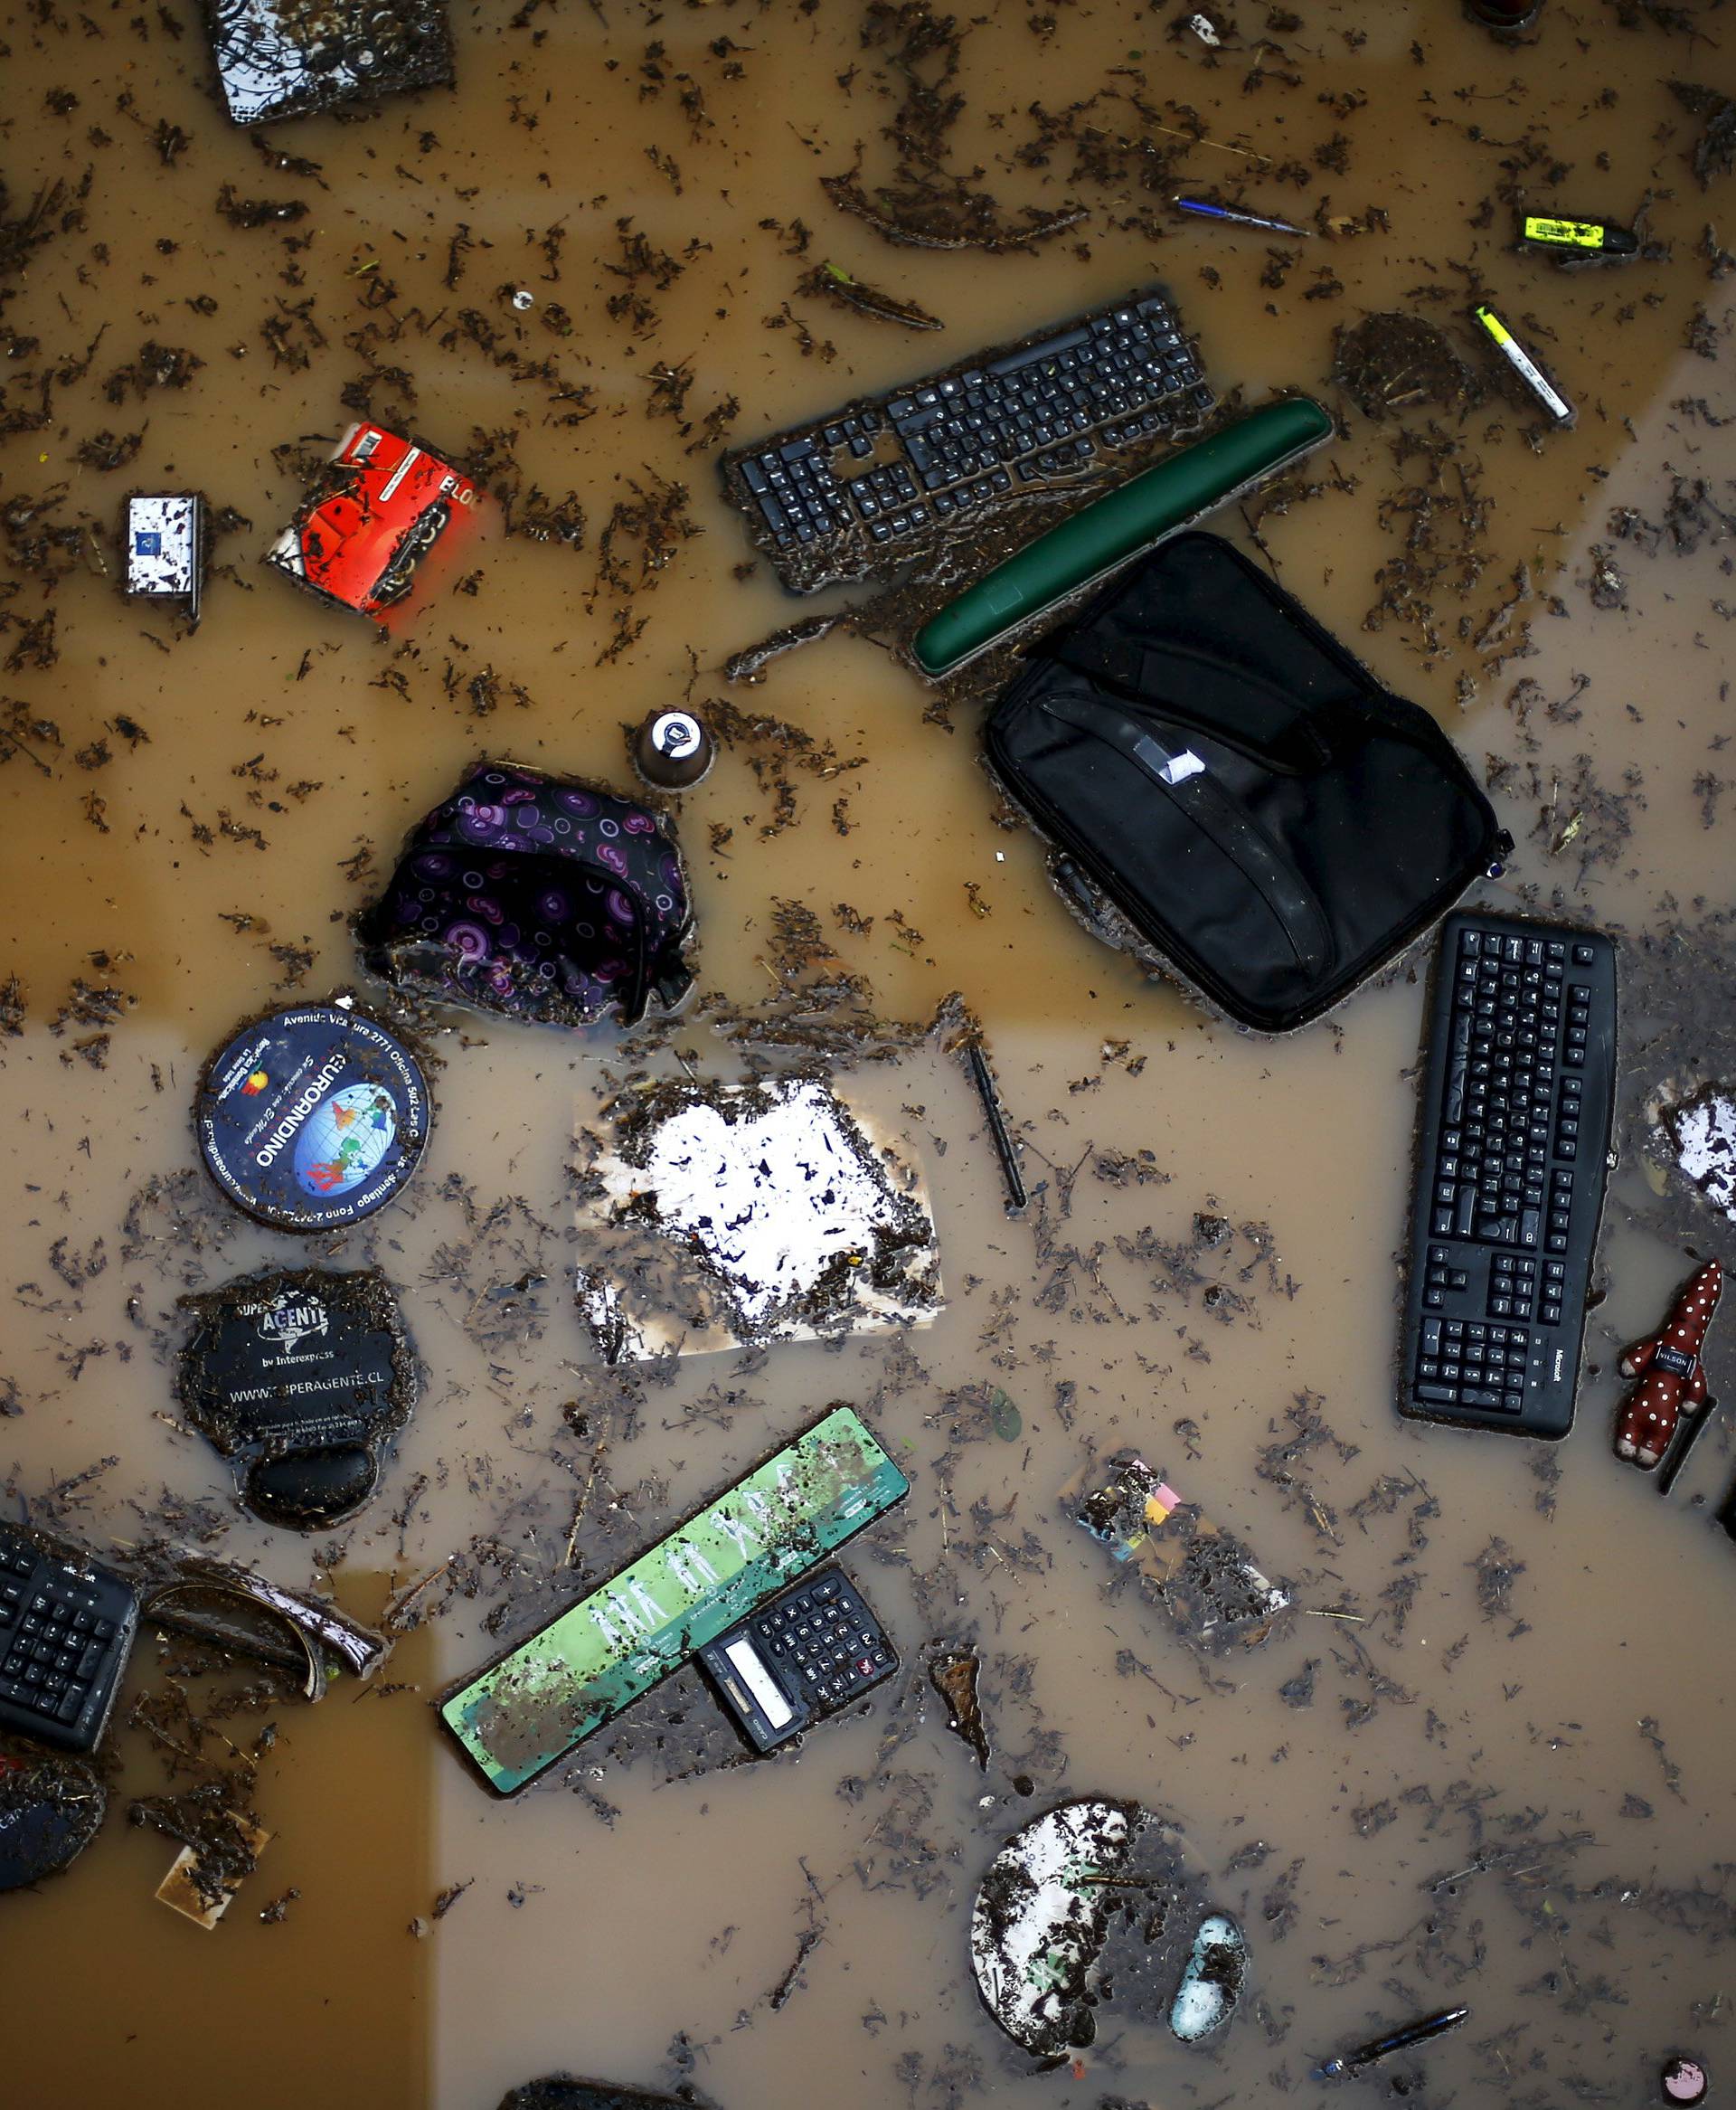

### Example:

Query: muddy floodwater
xmin=3 ymin=1 xmax=1735 ymax=2105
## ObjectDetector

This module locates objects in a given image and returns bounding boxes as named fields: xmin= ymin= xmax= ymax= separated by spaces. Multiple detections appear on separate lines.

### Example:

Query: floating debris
xmin=154 ymin=1812 xmax=270 ymax=1930
xmin=987 ymin=1387 xmax=1023 ymax=1443
xmin=265 ymin=422 xmax=479 ymax=624
xmin=1174 ymin=195 xmax=1313 ymax=239
xmin=1657 ymin=1389 xmax=1724 ymax=1498
xmin=797 ymin=262 xmax=943 ymax=330
xmin=136 ymin=1555 xmax=392 ymax=1689
xmin=123 ymin=494 xmax=203 ymax=628
xmin=205 ymin=0 xmax=454 ymax=128
xmin=1167 ymin=1912 xmax=1248 ymax=2042
xmin=633 ymin=707 xmax=716 ymax=791
xmin=496 ymin=2081 xmax=700 ymax=2110
xmin=966 ymin=1042 xmax=1027 ymax=1213
xmin=1517 ymin=213 xmax=1639 ymax=261
xmin=194 ymin=1000 xmax=431 ymax=1235
xmin=574 ymin=1076 xmax=941 ymax=1360
xmin=929 ymin=1647 xmax=990 ymax=1768
xmin=1662 ymin=1086 xmax=1736 ymax=1225
xmin=1471 ymin=301 xmax=1576 ymax=428
xmin=1065 ymin=1453 xmax=1289 ymax=1653
xmin=701 ymin=1566 xmax=896 ymax=1752
xmin=358 ymin=762 xmax=695 ymax=1031
xmin=969 ymin=1798 xmax=1244 ymax=2059
xmin=1662 ymin=2054 xmax=1712 ymax=2106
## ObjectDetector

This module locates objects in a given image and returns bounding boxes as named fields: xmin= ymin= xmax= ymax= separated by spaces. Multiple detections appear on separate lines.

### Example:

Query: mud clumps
xmin=1670 ymin=80 xmax=1736 ymax=187
xmin=818 ymin=3 xmax=1085 ymax=253
xmin=929 ymin=1646 xmax=990 ymax=1768
xmin=129 ymin=1778 xmax=264 ymax=1916
xmin=497 ymin=2078 xmax=703 ymax=2110
xmin=1472 ymin=1536 xmax=1528 ymax=1630
xmin=797 ymin=262 xmax=943 ymax=330
xmin=1332 ymin=313 xmax=1476 ymax=421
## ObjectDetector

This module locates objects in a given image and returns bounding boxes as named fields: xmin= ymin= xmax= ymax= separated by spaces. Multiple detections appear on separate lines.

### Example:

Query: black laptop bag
xmin=983 ymin=533 xmax=1506 ymax=1032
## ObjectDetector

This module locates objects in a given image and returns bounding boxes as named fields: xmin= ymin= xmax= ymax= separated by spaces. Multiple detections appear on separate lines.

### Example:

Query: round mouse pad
xmin=0 ymin=1755 xmax=107 ymax=1892
xmin=195 ymin=1003 xmax=430 ymax=1232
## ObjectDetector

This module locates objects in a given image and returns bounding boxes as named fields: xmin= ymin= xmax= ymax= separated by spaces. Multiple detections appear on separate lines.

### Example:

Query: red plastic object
xmin=266 ymin=423 xmax=479 ymax=623
xmin=1614 ymin=1259 xmax=1723 ymax=1470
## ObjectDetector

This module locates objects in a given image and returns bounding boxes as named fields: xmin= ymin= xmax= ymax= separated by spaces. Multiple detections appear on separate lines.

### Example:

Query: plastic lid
xmin=196 ymin=1004 xmax=431 ymax=1232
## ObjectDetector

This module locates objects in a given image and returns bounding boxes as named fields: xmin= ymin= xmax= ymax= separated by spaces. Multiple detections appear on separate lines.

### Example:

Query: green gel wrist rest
xmin=911 ymin=395 xmax=1334 ymax=678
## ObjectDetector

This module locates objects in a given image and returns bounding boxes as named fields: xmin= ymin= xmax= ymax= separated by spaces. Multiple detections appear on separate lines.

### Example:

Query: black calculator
xmin=0 ymin=1526 xmax=138 ymax=1754
xmin=698 ymin=1566 xmax=897 ymax=1753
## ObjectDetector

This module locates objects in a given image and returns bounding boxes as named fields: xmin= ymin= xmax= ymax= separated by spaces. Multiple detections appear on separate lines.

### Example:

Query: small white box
xmin=125 ymin=495 xmax=202 ymax=606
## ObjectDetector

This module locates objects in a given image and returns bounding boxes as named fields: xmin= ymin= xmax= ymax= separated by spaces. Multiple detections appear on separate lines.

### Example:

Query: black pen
xmin=1173 ymin=194 xmax=1314 ymax=239
xmin=1313 ymin=2004 xmax=1472 ymax=2078
xmin=967 ymin=1041 xmax=1027 ymax=1214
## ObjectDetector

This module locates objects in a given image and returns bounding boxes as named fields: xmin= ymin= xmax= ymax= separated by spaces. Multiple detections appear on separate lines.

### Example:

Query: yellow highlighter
xmin=1517 ymin=213 xmax=1638 ymax=260
xmin=1472 ymin=302 xmax=1575 ymax=428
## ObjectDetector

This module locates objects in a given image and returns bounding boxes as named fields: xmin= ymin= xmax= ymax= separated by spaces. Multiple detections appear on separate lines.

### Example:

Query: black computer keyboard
xmin=721 ymin=286 xmax=1214 ymax=593
xmin=0 ymin=1526 xmax=138 ymax=1754
xmin=1399 ymin=912 xmax=1617 ymax=1439
xmin=697 ymin=1566 xmax=896 ymax=1753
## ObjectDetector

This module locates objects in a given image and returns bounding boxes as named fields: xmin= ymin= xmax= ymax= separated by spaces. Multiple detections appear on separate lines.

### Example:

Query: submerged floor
xmin=2 ymin=3 xmax=1735 ymax=2105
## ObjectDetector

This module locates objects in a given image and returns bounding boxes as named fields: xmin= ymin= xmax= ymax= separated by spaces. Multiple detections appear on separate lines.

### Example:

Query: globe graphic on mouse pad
xmin=293 ymin=1083 xmax=398 ymax=1197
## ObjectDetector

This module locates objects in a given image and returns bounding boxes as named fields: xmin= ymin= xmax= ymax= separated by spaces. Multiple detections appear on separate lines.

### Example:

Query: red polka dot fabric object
xmin=1614 ymin=1259 xmax=1723 ymax=1470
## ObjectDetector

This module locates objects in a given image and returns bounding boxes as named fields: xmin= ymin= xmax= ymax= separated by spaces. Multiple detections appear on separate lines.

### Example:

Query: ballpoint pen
xmin=1173 ymin=195 xmax=1315 ymax=239
xmin=1313 ymin=2005 xmax=1472 ymax=2078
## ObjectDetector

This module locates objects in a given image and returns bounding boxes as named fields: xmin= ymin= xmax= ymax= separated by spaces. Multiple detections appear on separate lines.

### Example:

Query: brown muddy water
xmin=3 ymin=3 xmax=1736 ymax=2106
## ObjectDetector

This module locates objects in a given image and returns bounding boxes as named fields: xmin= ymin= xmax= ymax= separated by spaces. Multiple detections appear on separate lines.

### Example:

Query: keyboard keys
xmin=1406 ymin=916 xmax=1614 ymax=1438
xmin=0 ymin=1529 xmax=136 ymax=1755
xmin=731 ymin=288 xmax=1209 ymax=588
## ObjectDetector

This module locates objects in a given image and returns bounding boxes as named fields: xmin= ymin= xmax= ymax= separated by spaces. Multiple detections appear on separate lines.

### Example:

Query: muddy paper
xmin=574 ymin=1076 xmax=942 ymax=1360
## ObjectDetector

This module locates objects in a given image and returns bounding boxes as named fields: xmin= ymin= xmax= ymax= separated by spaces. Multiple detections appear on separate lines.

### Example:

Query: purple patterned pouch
xmin=356 ymin=762 xmax=695 ymax=1028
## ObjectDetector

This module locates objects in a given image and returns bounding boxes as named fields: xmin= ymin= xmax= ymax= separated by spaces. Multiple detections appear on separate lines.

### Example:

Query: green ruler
xmin=439 ymin=1406 xmax=910 ymax=1793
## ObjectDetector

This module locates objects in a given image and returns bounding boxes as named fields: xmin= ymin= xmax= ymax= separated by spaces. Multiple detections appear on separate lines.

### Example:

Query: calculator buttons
xmin=702 ymin=1566 xmax=898 ymax=1753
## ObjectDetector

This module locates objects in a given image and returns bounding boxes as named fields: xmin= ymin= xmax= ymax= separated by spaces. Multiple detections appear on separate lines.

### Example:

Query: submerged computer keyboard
xmin=721 ymin=286 xmax=1214 ymax=593
xmin=0 ymin=1525 xmax=138 ymax=1753
xmin=1400 ymin=912 xmax=1617 ymax=1439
